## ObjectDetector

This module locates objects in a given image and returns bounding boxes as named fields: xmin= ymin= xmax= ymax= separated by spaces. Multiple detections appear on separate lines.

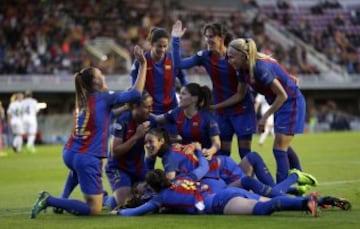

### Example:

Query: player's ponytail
xmin=199 ymin=86 xmax=212 ymax=110
xmin=184 ymin=83 xmax=212 ymax=110
xmin=74 ymin=67 xmax=95 ymax=111
xmin=247 ymin=39 xmax=257 ymax=81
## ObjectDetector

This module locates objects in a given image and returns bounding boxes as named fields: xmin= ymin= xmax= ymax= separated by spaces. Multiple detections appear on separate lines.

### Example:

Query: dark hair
xmin=24 ymin=90 xmax=33 ymax=98
xmin=202 ymin=23 xmax=233 ymax=46
xmin=74 ymin=67 xmax=96 ymax=111
xmin=147 ymin=27 xmax=170 ymax=44
xmin=129 ymin=90 xmax=152 ymax=107
xmin=185 ymin=83 xmax=212 ymax=110
xmin=145 ymin=169 xmax=172 ymax=193
xmin=146 ymin=127 xmax=171 ymax=156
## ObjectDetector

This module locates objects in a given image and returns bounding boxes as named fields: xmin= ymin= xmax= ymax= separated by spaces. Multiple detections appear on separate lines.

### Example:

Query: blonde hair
xmin=229 ymin=38 xmax=276 ymax=80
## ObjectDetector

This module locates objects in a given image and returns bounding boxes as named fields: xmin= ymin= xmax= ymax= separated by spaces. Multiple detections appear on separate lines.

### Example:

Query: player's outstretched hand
xmin=134 ymin=45 xmax=145 ymax=65
xmin=171 ymin=20 xmax=186 ymax=38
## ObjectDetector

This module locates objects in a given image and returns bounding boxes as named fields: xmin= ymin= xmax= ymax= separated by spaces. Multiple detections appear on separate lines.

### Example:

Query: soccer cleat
xmin=30 ymin=191 xmax=50 ymax=219
xmin=296 ymin=185 xmax=311 ymax=196
xmin=26 ymin=146 xmax=36 ymax=154
xmin=306 ymin=192 xmax=320 ymax=217
xmin=290 ymin=169 xmax=318 ymax=186
xmin=319 ymin=196 xmax=352 ymax=211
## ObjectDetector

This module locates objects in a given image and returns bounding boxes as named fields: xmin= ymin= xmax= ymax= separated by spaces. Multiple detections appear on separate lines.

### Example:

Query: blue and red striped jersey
xmin=237 ymin=59 xmax=301 ymax=104
xmin=106 ymin=111 xmax=157 ymax=177
xmin=164 ymin=107 xmax=220 ymax=148
xmin=172 ymin=37 xmax=254 ymax=115
xmin=130 ymin=51 xmax=187 ymax=114
xmin=65 ymin=89 xmax=141 ymax=158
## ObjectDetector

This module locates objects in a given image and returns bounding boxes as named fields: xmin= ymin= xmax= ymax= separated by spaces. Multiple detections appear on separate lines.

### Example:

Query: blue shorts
xmin=274 ymin=95 xmax=305 ymax=134
xmin=208 ymin=187 xmax=261 ymax=214
xmin=63 ymin=149 xmax=103 ymax=195
xmin=215 ymin=112 xmax=256 ymax=142
xmin=201 ymin=178 xmax=227 ymax=194
xmin=105 ymin=167 xmax=146 ymax=191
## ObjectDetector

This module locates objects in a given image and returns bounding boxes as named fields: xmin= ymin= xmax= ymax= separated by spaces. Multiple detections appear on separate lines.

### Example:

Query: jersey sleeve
xmin=130 ymin=60 xmax=140 ymax=85
xmin=254 ymin=61 xmax=275 ymax=86
xmin=162 ymin=152 xmax=179 ymax=174
xmin=112 ymin=115 xmax=127 ymax=138
xmin=171 ymin=37 xmax=202 ymax=69
xmin=103 ymin=89 xmax=141 ymax=107
xmin=118 ymin=199 xmax=160 ymax=216
xmin=188 ymin=149 xmax=209 ymax=181
xmin=163 ymin=108 xmax=178 ymax=124
xmin=206 ymin=113 xmax=220 ymax=137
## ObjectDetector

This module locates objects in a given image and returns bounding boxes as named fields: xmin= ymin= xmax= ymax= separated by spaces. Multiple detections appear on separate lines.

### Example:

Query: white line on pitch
xmin=320 ymin=179 xmax=360 ymax=186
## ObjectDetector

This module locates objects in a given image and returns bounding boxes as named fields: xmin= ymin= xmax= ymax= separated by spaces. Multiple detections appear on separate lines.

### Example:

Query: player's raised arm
xmin=132 ymin=45 xmax=147 ymax=93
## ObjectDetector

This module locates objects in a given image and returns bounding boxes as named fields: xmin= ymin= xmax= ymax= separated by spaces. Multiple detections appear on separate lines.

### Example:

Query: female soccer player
xmin=105 ymin=91 xmax=157 ymax=208
xmin=154 ymin=82 xmax=221 ymax=159
xmin=225 ymin=38 xmax=306 ymax=183
xmin=130 ymin=27 xmax=187 ymax=115
xmin=30 ymin=45 xmax=148 ymax=218
xmin=7 ymin=93 xmax=24 ymax=153
xmin=22 ymin=91 xmax=39 ymax=153
xmin=144 ymin=127 xmax=317 ymax=196
xmin=114 ymin=169 xmax=320 ymax=217
xmin=171 ymin=20 xmax=256 ymax=159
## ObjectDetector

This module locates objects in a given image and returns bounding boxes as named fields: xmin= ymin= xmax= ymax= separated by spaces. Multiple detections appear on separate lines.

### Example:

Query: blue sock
xmin=246 ymin=152 xmax=276 ymax=186
xmin=240 ymin=176 xmax=283 ymax=197
xmin=273 ymin=173 xmax=298 ymax=193
xmin=287 ymin=147 xmax=302 ymax=170
xmin=252 ymin=196 xmax=306 ymax=215
xmin=287 ymin=187 xmax=302 ymax=196
xmin=104 ymin=196 xmax=117 ymax=210
xmin=273 ymin=149 xmax=289 ymax=183
xmin=61 ymin=171 xmax=78 ymax=198
xmin=239 ymin=147 xmax=250 ymax=159
xmin=47 ymin=196 xmax=91 ymax=216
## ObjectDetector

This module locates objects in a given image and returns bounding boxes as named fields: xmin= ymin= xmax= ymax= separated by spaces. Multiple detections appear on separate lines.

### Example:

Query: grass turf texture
xmin=0 ymin=131 xmax=359 ymax=229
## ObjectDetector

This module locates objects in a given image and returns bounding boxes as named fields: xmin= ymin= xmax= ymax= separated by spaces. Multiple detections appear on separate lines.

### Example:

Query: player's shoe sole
xmin=319 ymin=196 xmax=352 ymax=211
xmin=307 ymin=192 xmax=320 ymax=217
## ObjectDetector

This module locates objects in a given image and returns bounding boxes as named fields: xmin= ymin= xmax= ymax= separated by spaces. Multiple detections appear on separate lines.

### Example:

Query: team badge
xmin=113 ymin=123 xmax=123 ymax=130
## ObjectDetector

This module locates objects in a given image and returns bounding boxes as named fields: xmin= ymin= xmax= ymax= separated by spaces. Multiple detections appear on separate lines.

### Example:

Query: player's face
xmin=179 ymin=87 xmax=196 ymax=108
xmin=92 ymin=68 xmax=107 ymax=92
xmin=151 ymin=38 xmax=169 ymax=60
xmin=227 ymin=47 xmax=246 ymax=69
xmin=144 ymin=133 xmax=164 ymax=157
xmin=136 ymin=96 xmax=153 ymax=119
xmin=204 ymin=29 xmax=222 ymax=52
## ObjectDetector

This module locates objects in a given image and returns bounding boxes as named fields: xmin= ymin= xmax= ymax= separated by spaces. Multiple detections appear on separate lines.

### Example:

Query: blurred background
xmin=0 ymin=0 xmax=359 ymax=145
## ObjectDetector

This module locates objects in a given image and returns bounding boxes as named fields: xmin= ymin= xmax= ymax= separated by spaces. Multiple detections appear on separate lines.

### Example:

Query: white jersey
xmin=22 ymin=97 xmax=38 ymax=134
xmin=255 ymin=94 xmax=274 ymax=125
xmin=7 ymin=100 xmax=24 ymax=135
xmin=7 ymin=100 xmax=23 ymax=120
xmin=22 ymin=98 xmax=38 ymax=122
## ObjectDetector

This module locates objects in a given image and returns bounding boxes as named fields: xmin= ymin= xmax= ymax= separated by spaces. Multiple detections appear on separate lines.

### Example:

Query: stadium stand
xmin=0 ymin=0 xmax=359 ymax=135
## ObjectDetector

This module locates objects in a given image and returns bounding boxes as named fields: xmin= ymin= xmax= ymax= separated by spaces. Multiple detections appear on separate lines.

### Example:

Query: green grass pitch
xmin=0 ymin=131 xmax=359 ymax=229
